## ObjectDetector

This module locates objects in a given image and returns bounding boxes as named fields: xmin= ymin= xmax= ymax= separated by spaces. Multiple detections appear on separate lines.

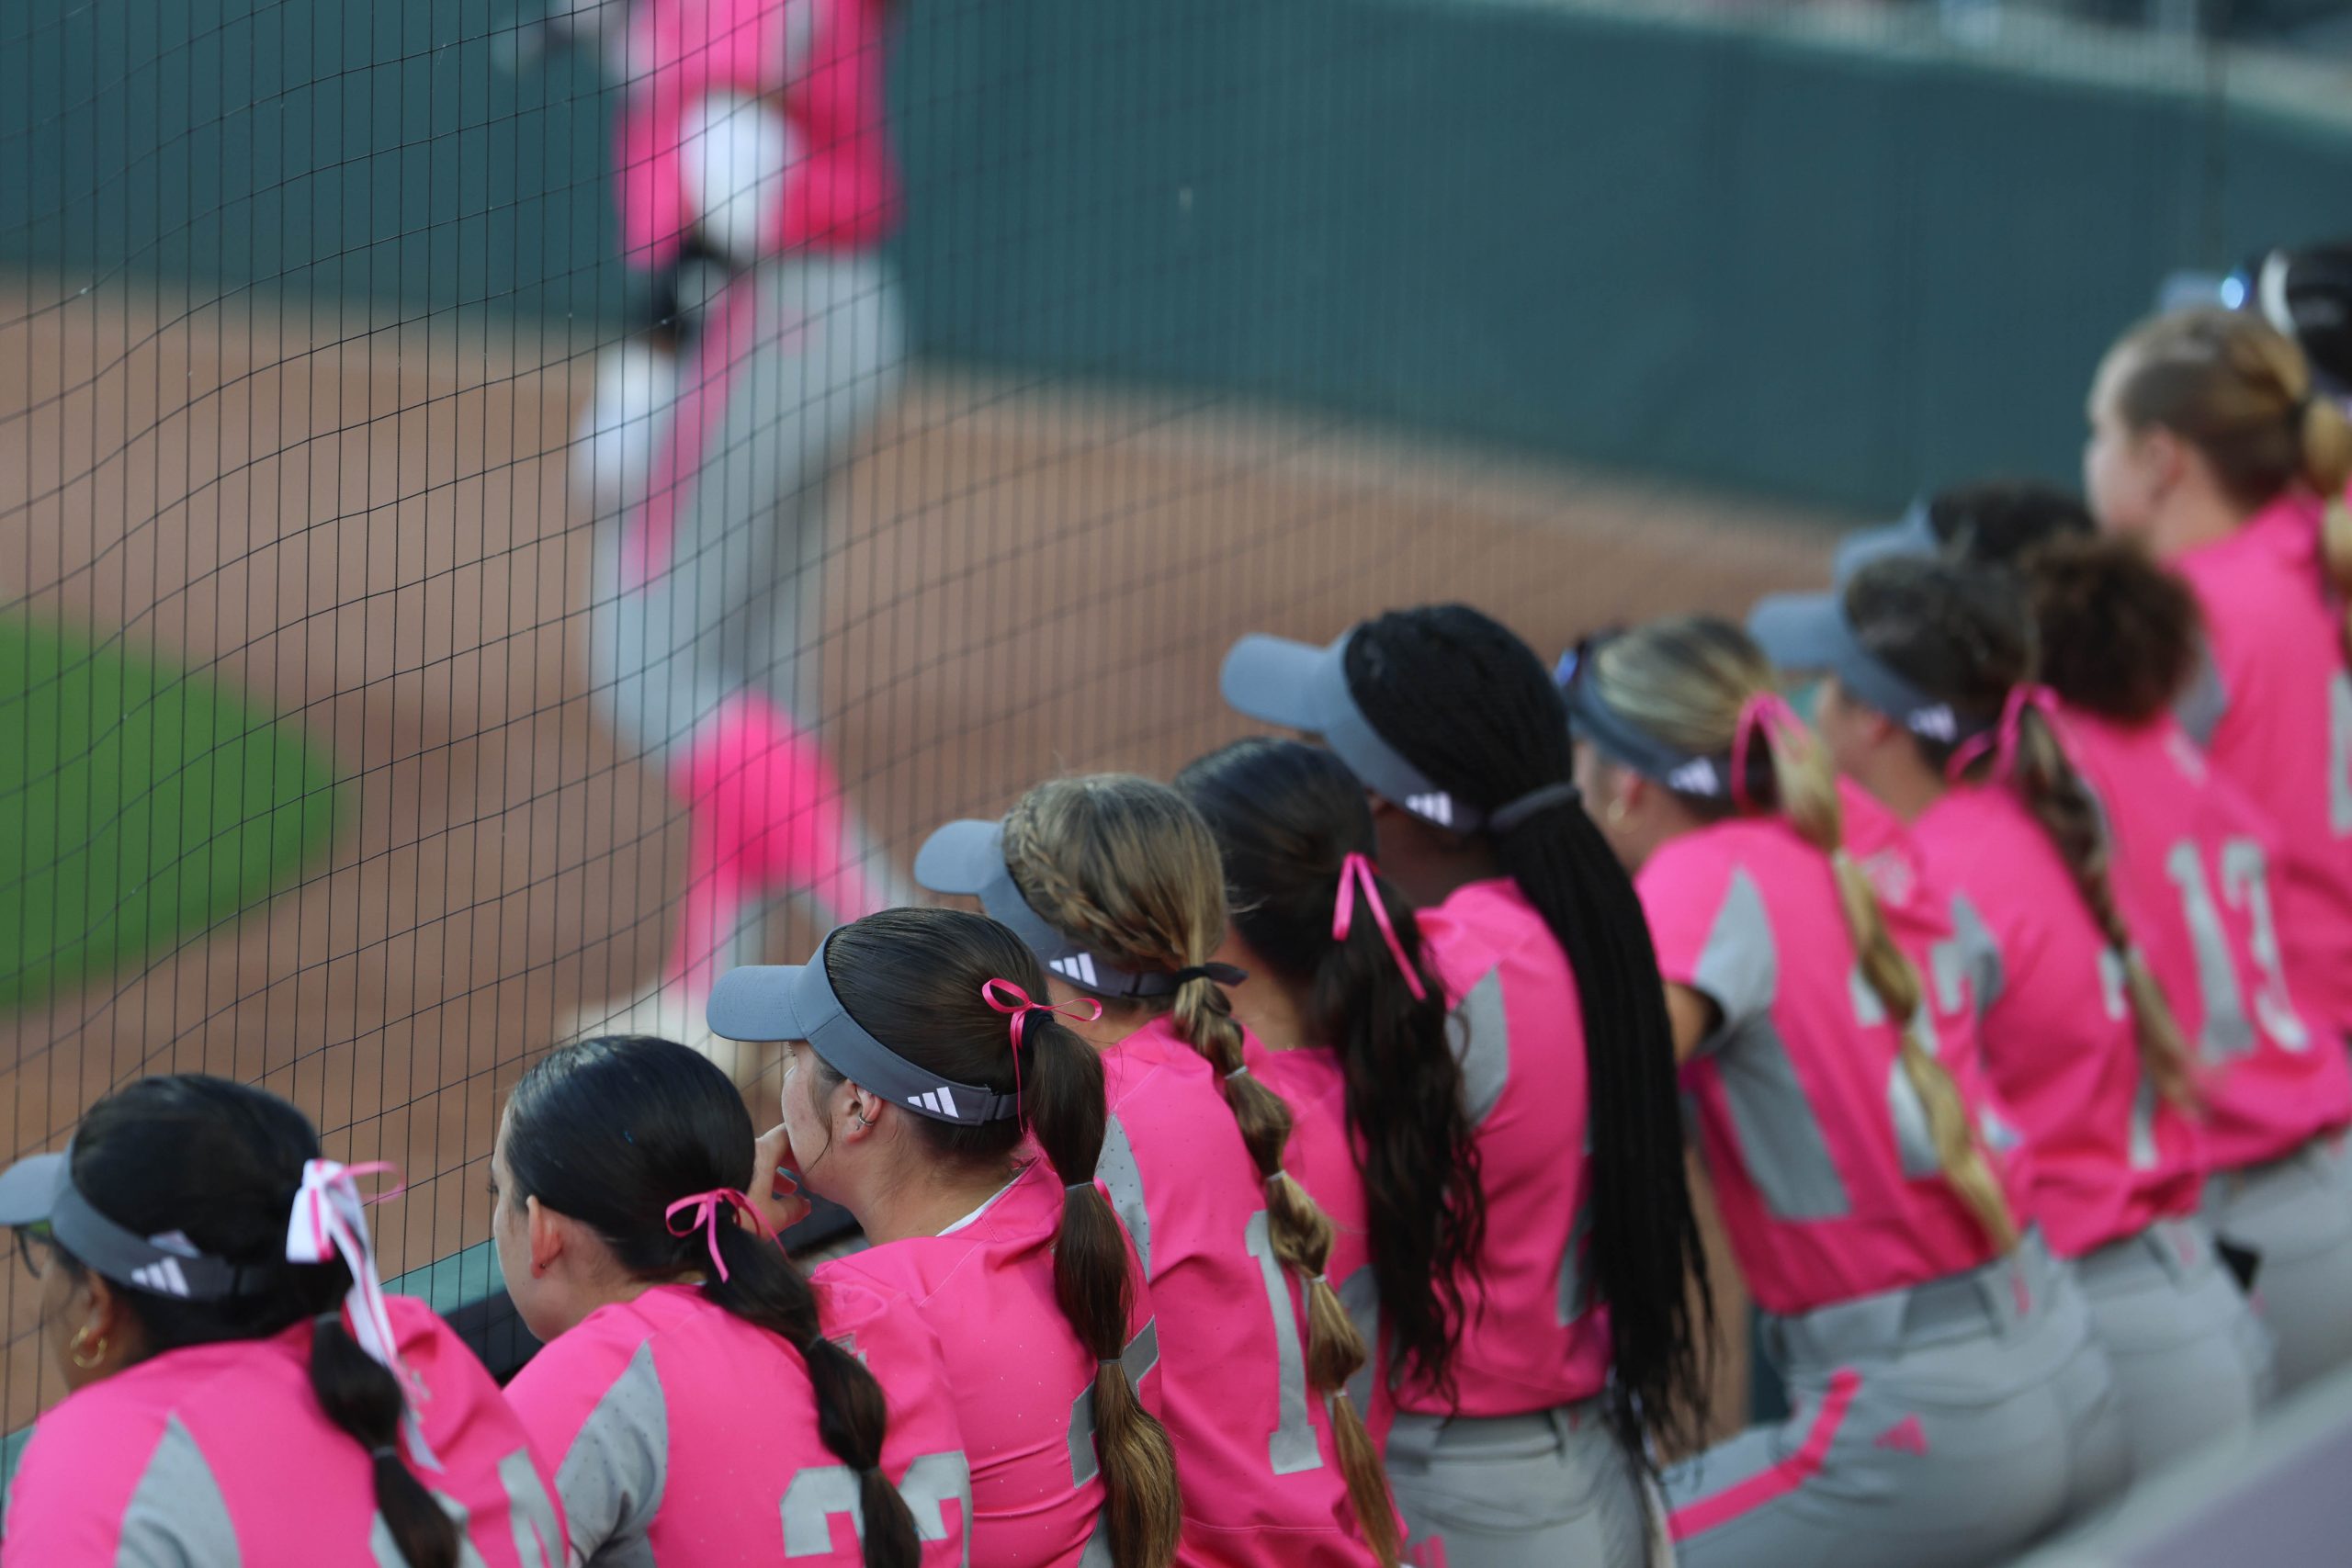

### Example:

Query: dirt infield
xmin=0 ymin=280 xmax=1847 ymax=1432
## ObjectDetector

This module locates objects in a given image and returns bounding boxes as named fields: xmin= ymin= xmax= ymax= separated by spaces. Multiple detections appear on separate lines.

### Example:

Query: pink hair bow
xmin=1946 ymin=684 xmax=2062 ymax=782
xmin=284 ymin=1160 xmax=413 ymax=1394
xmin=1730 ymin=692 xmax=1802 ymax=814
xmin=664 ymin=1188 xmax=778 ymax=1284
xmin=1333 ymin=852 xmax=1428 ymax=1002
xmin=980 ymin=980 xmax=1106 ymax=1122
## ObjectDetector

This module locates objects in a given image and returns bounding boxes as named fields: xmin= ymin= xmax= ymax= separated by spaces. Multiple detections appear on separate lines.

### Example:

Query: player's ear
xmin=524 ymin=1195 xmax=566 ymax=1278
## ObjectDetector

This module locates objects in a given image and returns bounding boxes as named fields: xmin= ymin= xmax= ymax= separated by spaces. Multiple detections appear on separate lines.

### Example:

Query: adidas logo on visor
xmin=909 ymin=1087 xmax=964 ymax=1120
xmin=1049 ymin=953 xmax=1101 ymax=988
xmin=130 ymin=1258 xmax=193 ymax=1297
xmin=1405 ymin=793 xmax=1455 ymax=827
xmin=1668 ymin=759 xmax=1719 ymax=795
xmin=1908 ymin=705 xmax=1959 ymax=742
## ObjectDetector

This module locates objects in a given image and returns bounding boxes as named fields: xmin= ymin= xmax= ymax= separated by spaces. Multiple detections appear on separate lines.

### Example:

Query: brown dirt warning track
xmin=0 ymin=276 xmax=1847 ymax=1435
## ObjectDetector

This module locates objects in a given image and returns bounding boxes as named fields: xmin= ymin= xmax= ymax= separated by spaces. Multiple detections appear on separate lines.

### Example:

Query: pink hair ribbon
xmin=980 ymin=979 xmax=1104 ymax=1050
xmin=1945 ymin=684 xmax=2062 ymax=782
xmin=1730 ymin=692 xmax=1802 ymax=814
xmin=284 ymin=1160 xmax=415 ymax=1395
xmin=664 ymin=1188 xmax=778 ymax=1284
xmin=1334 ymin=852 xmax=1429 ymax=1002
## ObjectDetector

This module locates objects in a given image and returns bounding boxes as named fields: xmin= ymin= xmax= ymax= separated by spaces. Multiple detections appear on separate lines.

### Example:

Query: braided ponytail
xmin=1999 ymin=711 xmax=2200 ymax=1111
xmin=1177 ymin=737 xmax=1484 ymax=1404
xmin=1003 ymin=776 xmax=1403 ymax=1567
xmin=504 ymin=1037 xmax=922 ymax=1568
xmin=1767 ymin=718 xmax=2023 ymax=1254
xmin=820 ymin=908 xmax=1182 ymax=1568
xmin=1340 ymin=607 xmax=1714 ymax=1467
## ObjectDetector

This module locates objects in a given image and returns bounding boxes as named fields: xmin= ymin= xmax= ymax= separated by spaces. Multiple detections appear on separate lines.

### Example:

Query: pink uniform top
xmin=1910 ymin=783 xmax=2203 ymax=1258
xmin=2175 ymin=493 xmax=2352 ymax=1043
xmin=617 ymin=0 xmax=901 ymax=267
xmin=818 ymin=1158 xmax=1160 ymax=1568
xmin=1097 ymin=1016 xmax=1377 ymax=1568
xmin=504 ymin=1276 xmax=969 ymax=1565
xmin=2062 ymin=710 xmax=2352 ymax=1171
xmin=1357 ymin=879 xmax=1613 ymax=1417
xmin=1636 ymin=787 xmax=2030 ymax=1316
xmin=1242 ymin=1042 xmax=1390 ymax=1443
xmin=2 ymin=1296 xmax=565 ymax=1566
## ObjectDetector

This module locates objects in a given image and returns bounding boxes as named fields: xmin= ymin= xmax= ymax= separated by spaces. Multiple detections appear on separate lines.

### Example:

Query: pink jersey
xmin=1636 ymin=787 xmax=2031 ymax=1315
xmin=617 ymin=0 xmax=900 ymax=268
xmin=1910 ymin=783 xmax=2203 ymax=1257
xmin=1243 ymin=1041 xmax=1390 ymax=1442
xmin=1372 ymin=879 xmax=1612 ymax=1416
xmin=2062 ymin=711 xmax=2352 ymax=1171
xmin=2 ymin=1296 xmax=564 ymax=1566
xmin=818 ymin=1158 xmax=1160 ymax=1568
xmin=1098 ymin=1016 xmax=1377 ymax=1567
xmin=2175 ymin=493 xmax=2352 ymax=1043
xmin=504 ymin=1277 xmax=968 ymax=1564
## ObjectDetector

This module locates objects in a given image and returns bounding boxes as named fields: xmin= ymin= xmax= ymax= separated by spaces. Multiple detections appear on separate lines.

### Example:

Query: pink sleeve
xmin=1635 ymin=841 xmax=1733 ymax=990
xmin=1 ymin=1396 xmax=151 ymax=1565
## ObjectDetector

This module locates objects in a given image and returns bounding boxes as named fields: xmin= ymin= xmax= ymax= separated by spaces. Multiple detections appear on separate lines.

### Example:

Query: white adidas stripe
xmin=1407 ymin=792 xmax=1454 ymax=827
xmin=131 ymin=1258 xmax=191 ymax=1297
xmin=1050 ymin=953 xmax=1100 ymax=988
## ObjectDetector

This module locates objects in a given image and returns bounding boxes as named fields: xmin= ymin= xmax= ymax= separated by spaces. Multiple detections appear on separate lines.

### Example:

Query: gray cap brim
xmin=1220 ymin=633 xmax=1340 ymax=732
xmin=0 ymin=1152 xmax=64 ymax=1228
xmin=1830 ymin=501 xmax=1937 ymax=583
xmin=1748 ymin=592 xmax=1851 ymax=674
xmin=707 ymin=964 xmax=812 ymax=1044
xmin=1220 ymin=629 xmax=1477 ymax=830
xmin=911 ymin=818 xmax=1002 ymax=898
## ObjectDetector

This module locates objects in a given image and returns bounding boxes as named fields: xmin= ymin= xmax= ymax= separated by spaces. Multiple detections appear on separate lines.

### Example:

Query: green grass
xmin=0 ymin=613 xmax=342 ymax=1008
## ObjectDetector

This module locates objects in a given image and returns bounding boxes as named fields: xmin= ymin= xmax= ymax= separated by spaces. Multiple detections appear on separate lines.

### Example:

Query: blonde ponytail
xmin=1005 ymin=778 xmax=1402 ymax=1568
xmin=1768 ymin=722 xmax=2022 ymax=1255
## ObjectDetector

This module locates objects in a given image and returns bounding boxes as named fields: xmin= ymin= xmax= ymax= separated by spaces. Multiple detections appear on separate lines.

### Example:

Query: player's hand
xmin=748 ymin=1124 xmax=814 ymax=1235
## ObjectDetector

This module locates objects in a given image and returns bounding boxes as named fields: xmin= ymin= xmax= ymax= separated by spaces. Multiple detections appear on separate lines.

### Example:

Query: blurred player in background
xmin=1767 ymin=558 xmax=2272 ymax=1472
xmin=1822 ymin=479 xmax=2352 ymax=1393
xmin=0 ymin=1077 xmax=565 ymax=1567
xmin=1566 ymin=617 xmax=2125 ymax=1568
xmin=916 ymin=778 xmax=1404 ymax=1568
xmin=1211 ymin=609 xmax=1716 ymax=1568
xmin=2082 ymin=306 xmax=2352 ymax=1058
xmin=494 ymin=1034 xmax=969 ymax=1565
xmin=706 ymin=909 xmax=1183 ymax=1568
xmin=538 ymin=0 xmax=910 ymax=1066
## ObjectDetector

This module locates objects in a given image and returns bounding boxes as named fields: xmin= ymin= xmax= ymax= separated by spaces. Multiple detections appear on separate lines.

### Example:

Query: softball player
xmin=705 ymin=907 xmax=1182 ymax=1568
xmin=0 ymin=1077 xmax=565 ymax=1566
xmin=916 ymin=776 xmax=1403 ymax=1568
xmin=1823 ymin=481 xmax=2352 ymax=1393
xmin=1172 ymin=739 xmax=1473 ymax=1462
xmin=1213 ymin=606 xmax=1721 ymax=1568
xmin=1566 ymin=615 xmax=2126 ymax=1568
xmin=495 ymin=1035 xmax=970 ymax=1565
xmin=2084 ymin=307 xmax=2352 ymax=1050
xmin=562 ymin=0 xmax=910 ymax=1066
xmin=1760 ymin=558 xmax=2273 ymax=1473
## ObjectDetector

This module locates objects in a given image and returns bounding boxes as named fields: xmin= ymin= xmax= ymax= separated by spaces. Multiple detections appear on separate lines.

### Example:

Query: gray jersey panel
xmin=1946 ymin=893 xmax=2005 ymax=1018
xmin=555 ymin=1338 xmax=669 ymax=1563
xmin=2177 ymin=643 xmax=2230 ymax=748
xmin=116 ymin=1414 xmax=241 ymax=1568
xmin=1450 ymin=967 xmax=1510 ymax=1126
xmin=1690 ymin=867 xmax=1779 ymax=1041
xmin=1095 ymin=1111 xmax=1151 ymax=1278
xmin=1715 ymin=1015 xmax=1850 ymax=1222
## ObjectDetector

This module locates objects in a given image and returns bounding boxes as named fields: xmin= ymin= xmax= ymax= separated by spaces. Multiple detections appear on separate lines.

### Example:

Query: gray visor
xmin=912 ymin=818 xmax=1179 ymax=998
xmin=1220 ymin=629 xmax=1478 ymax=831
xmin=1830 ymin=498 xmax=1936 ymax=583
xmin=707 ymin=934 xmax=1021 ymax=1125
xmin=0 ymin=1145 xmax=273 ymax=1299
xmin=1557 ymin=655 xmax=1738 ymax=801
xmin=1748 ymin=592 xmax=1972 ymax=745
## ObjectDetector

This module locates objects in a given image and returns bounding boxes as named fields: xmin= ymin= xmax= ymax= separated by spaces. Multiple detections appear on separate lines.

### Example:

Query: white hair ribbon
xmin=285 ymin=1159 xmax=415 ymax=1396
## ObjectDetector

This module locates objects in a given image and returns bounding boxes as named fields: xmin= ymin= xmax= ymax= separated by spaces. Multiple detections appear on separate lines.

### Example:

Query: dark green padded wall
xmin=4 ymin=0 xmax=2345 ymax=513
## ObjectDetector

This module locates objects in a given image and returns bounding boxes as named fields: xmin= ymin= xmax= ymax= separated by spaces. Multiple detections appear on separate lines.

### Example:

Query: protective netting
xmin=0 ymin=0 xmax=2343 ymax=1456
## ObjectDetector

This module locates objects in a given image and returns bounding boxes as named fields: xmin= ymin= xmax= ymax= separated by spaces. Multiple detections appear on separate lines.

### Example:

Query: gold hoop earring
xmin=1604 ymin=799 xmax=1628 ymax=828
xmin=68 ymin=1324 xmax=107 ymax=1371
